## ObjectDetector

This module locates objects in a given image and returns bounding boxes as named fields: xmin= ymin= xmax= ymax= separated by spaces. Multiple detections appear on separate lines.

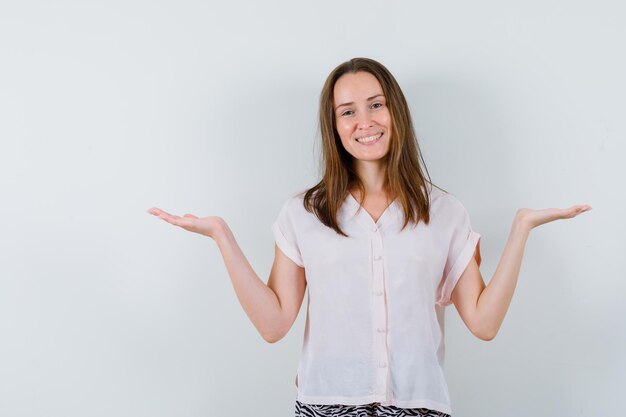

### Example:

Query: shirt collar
xmin=339 ymin=193 xmax=401 ymax=232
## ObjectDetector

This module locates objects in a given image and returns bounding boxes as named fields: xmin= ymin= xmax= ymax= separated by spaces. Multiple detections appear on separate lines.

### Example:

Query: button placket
xmin=371 ymin=225 xmax=388 ymax=396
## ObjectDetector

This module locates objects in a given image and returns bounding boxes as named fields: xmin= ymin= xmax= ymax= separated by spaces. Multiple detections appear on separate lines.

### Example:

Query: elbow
xmin=261 ymin=329 xmax=286 ymax=344
xmin=478 ymin=332 xmax=497 ymax=341
xmin=472 ymin=325 xmax=498 ymax=341
xmin=261 ymin=313 xmax=294 ymax=343
xmin=262 ymin=315 xmax=293 ymax=343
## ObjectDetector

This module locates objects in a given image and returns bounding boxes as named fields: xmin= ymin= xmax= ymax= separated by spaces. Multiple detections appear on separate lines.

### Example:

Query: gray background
xmin=1 ymin=1 xmax=624 ymax=416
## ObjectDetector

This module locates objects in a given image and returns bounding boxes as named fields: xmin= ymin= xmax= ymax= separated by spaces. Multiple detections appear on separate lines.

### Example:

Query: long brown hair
xmin=303 ymin=57 xmax=446 ymax=237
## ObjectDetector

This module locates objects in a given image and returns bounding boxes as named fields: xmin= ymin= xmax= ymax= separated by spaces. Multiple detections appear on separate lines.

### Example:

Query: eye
xmin=371 ymin=102 xmax=383 ymax=109
xmin=340 ymin=110 xmax=354 ymax=117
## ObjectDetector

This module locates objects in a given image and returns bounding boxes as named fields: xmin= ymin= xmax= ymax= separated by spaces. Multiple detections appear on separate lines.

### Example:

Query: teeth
xmin=356 ymin=133 xmax=382 ymax=143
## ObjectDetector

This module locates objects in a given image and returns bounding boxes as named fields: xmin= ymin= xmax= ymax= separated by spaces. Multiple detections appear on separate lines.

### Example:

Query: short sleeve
xmin=271 ymin=198 xmax=304 ymax=268
xmin=435 ymin=201 xmax=482 ymax=307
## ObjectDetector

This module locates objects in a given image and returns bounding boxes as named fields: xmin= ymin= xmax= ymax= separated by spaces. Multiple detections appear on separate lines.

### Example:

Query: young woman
xmin=148 ymin=57 xmax=591 ymax=416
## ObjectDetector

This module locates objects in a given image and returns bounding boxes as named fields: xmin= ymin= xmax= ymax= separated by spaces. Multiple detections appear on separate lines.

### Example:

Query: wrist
xmin=212 ymin=217 xmax=231 ymax=243
xmin=513 ymin=211 xmax=533 ymax=233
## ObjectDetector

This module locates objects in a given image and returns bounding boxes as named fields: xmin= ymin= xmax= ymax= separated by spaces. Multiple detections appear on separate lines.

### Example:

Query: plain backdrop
xmin=0 ymin=1 xmax=624 ymax=416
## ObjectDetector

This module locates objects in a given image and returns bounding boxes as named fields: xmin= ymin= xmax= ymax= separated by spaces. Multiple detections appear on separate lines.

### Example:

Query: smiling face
xmin=333 ymin=71 xmax=392 ymax=165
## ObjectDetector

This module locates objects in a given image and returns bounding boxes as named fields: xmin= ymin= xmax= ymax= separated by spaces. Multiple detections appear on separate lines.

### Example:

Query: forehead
xmin=333 ymin=71 xmax=384 ymax=102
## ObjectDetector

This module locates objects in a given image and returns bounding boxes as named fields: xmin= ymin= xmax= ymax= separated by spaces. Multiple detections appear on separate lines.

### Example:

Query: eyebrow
xmin=335 ymin=94 xmax=385 ymax=111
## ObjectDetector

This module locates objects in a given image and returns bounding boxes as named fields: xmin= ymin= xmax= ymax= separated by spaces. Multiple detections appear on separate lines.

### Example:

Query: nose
xmin=357 ymin=111 xmax=373 ymax=129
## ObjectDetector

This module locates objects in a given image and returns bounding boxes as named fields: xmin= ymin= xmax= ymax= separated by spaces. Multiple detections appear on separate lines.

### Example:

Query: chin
xmin=354 ymin=153 xmax=389 ymax=162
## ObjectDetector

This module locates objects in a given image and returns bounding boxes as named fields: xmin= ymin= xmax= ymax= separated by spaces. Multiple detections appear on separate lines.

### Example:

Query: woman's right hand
xmin=147 ymin=207 xmax=224 ymax=239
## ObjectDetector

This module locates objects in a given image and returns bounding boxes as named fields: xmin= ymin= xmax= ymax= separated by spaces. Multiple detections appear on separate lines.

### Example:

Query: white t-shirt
xmin=271 ymin=184 xmax=481 ymax=415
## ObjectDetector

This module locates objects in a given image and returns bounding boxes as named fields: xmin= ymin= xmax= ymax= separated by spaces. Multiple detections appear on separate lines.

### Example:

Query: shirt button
xmin=374 ymin=290 xmax=383 ymax=296
xmin=379 ymin=362 xmax=387 ymax=368
xmin=377 ymin=327 xmax=386 ymax=333
xmin=372 ymin=226 xmax=378 ymax=232
xmin=373 ymin=254 xmax=382 ymax=261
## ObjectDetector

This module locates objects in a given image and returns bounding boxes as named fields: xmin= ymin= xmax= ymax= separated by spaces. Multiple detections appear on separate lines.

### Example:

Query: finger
xmin=160 ymin=213 xmax=199 ymax=230
xmin=561 ymin=205 xmax=592 ymax=219
xmin=167 ymin=216 xmax=198 ymax=232
xmin=183 ymin=214 xmax=199 ymax=219
xmin=147 ymin=207 xmax=164 ymax=216
xmin=149 ymin=207 xmax=178 ymax=219
xmin=158 ymin=212 xmax=183 ymax=225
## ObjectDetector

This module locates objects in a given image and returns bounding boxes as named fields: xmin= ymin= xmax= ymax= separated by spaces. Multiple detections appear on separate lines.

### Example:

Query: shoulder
xmin=286 ymin=189 xmax=306 ymax=206
xmin=429 ymin=186 xmax=470 ymax=219
xmin=277 ymin=189 xmax=308 ymax=217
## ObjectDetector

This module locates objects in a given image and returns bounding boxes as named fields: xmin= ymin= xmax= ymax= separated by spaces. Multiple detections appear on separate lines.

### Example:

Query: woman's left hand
xmin=516 ymin=204 xmax=592 ymax=230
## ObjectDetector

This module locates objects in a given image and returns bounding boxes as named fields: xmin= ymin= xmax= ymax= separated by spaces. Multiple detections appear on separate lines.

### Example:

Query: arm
xmin=214 ymin=222 xmax=307 ymax=343
xmin=147 ymin=207 xmax=307 ymax=343
xmin=451 ymin=204 xmax=592 ymax=341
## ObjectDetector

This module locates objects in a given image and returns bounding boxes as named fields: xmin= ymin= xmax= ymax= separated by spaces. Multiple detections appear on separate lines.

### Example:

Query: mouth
xmin=355 ymin=132 xmax=383 ymax=145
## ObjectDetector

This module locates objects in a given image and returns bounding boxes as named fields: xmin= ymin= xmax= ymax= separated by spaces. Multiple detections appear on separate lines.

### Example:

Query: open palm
xmin=517 ymin=204 xmax=592 ymax=229
xmin=147 ymin=207 xmax=223 ymax=238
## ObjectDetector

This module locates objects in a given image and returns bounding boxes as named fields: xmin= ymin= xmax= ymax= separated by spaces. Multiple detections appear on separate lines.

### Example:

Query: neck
xmin=351 ymin=159 xmax=389 ymax=197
